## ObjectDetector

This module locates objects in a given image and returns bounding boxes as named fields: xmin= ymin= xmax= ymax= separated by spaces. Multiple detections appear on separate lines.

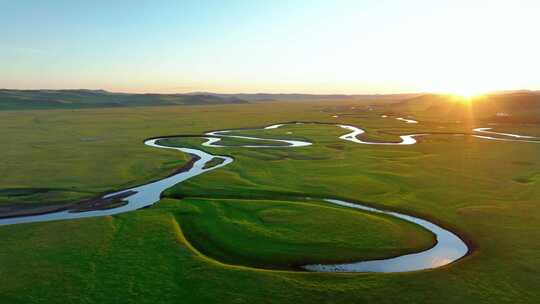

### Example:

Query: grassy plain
xmin=1 ymin=101 xmax=540 ymax=303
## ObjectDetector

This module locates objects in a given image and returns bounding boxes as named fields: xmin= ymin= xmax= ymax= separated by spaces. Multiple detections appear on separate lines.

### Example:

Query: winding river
xmin=396 ymin=117 xmax=419 ymax=124
xmin=472 ymin=127 xmax=538 ymax=143
xmin=303 ymin=199 xmax=467 ymax=272
xmin=338 ymin=125 xmax=423 ymax=145
xmin=5 ymin=121 xmax=537 ymax=273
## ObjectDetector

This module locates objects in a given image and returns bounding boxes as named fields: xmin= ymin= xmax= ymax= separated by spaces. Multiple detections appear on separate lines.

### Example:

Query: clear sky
xmin=1 ymin=0 xmax=539 ymax=94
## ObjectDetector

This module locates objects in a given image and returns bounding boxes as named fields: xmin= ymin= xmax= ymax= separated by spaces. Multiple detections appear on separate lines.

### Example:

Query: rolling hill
xmin=186 ymin=92 xmax=421 ymax=102
xmin=385 ymin=91 xmax=540 ymax=123
xmin=0 ymin=89 xmax=248 ymax=110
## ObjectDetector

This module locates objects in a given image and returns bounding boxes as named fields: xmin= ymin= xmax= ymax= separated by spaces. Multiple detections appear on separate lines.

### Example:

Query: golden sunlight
xmin=431 ymin=84 xmax=489 ymax=101
xmin=451 ymin=87 xmax=487 ymax=100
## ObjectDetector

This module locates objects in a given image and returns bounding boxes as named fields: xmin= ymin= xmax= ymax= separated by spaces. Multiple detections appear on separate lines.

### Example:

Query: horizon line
xmin=2 ymin=88 xmax=538 ymax=96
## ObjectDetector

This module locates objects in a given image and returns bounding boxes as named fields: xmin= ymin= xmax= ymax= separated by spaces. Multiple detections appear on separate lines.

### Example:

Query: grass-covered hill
xmin=0 ymin=89 xmax=248 ymax=110
xmin=386 ymin=91 xmax=540 ymax=123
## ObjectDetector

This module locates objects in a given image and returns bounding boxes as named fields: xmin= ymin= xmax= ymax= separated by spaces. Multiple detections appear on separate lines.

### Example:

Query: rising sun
xmin=427 ymin=84 xmax=490 ymax=101
xmin=453 ymin=89 xmax=485 ymax=100
xmin=440 ymin=86 xmax=488 ymax=101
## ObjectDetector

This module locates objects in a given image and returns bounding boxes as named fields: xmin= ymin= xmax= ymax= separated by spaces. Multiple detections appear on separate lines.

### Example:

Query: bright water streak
xmin=338 ymin=125 xmax=421 ymax=145
xmin=473 ymin=127 xmax=536 ymax=139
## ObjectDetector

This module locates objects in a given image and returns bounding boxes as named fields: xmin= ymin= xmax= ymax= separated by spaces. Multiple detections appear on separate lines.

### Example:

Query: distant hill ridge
xmin=386 ymin=91 xmax=540 ymax=123
xmin=2 ymin=89 xmax=539 ymax=116
xmin=0 ymin=89 xmax=247 ymax=110
xmin=185 ymin=92 xmax=422 ymax=102
xmin=0 ymin=89 xmax=424 ymax=110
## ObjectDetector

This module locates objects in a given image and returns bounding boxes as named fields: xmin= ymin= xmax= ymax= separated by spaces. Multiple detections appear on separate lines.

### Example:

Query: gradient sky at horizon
xmin=1 ymin=0 xmax=539 ymax=94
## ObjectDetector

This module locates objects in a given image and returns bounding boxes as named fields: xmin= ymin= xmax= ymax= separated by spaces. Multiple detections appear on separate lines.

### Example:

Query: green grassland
xmin=0 ymin=103 xmax=326 ymax=205
xmin=177 ymin=198 xmax=434 ymax=270
xmin=1 ymin=100 xmax=540 ymax=303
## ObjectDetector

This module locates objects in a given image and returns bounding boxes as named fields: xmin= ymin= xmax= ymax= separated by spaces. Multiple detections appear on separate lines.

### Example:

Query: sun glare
xmin=454 ymin=90 xmax=481 ymax=99
xmin=432 ymin=86 xmax=489 ymax=102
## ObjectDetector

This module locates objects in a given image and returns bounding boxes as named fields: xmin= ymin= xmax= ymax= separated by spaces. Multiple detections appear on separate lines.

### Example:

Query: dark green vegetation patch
xmin=177 ymin=198 xmax=435 ymax=269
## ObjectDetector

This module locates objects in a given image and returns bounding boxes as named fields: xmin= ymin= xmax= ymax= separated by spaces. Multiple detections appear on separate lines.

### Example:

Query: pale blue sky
xmin=1 ymin=0 xmax=539 ymax=94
